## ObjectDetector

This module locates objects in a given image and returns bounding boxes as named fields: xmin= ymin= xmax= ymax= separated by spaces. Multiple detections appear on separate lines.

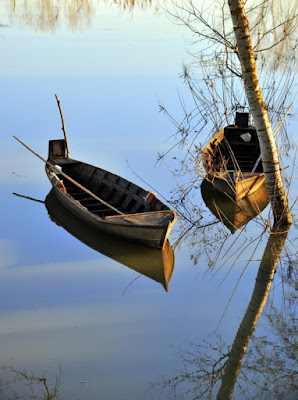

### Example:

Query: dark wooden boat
xmin=45 ymin=189 xmax=175 ymax=291
xmin=202 ymin=112 xmax=268 ymax=200
xmin=46 ymin=139 xmax=176 ymax=250
xmin=201 ymin=178 xmax=269 ymax=233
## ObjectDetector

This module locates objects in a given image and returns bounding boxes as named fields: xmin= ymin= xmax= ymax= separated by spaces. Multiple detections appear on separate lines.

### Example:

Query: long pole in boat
xmin=55 ymin=94 xmax=70 ymax=158
xmin=13 ymin=136 xmax=125 ymax=216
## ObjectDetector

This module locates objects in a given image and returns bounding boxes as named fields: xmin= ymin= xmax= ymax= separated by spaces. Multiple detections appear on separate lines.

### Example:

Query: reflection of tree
xmin=217 ymin=224 xmax=290 ymax=399
xmin=149 ymin=224 xmax=297 ymax=399
xmin=0 ymin=365 xmax=61 ymax=399
xmin=243 ymin=306 xmax=297 ymax=399
xmin=6 ymin=0 xmax=155 ymax=32
xmin=149 ymin=305 xmax=297 ymax=399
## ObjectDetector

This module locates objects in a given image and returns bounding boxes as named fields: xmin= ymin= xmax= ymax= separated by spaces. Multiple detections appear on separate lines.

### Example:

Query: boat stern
xmin=48 ymin=139 xmax=67 ymax=160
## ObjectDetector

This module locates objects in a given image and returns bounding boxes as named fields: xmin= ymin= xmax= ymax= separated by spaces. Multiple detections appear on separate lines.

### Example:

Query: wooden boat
xmin=46 ymin=139 xmax=176 ymax=250
xmin=202 ymin=112 xmax=268 ymax=200
xmin=45 ymin=189 xmax=175 ymax=291
xmin=201 ymin=178 xmax=269 ymax=233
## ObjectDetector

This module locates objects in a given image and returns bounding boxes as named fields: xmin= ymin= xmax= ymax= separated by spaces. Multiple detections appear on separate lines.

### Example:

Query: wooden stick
xmin=13 ymin=192 xmax=45 ymax=204
xmin=274 ymin=103 xmax=293 ymax=136
xmin=13 ymin=136 xmax=124 ymax=215
xmin=55 ymin=94 xmax=70 ymax=158
xmin=252 ymin=103 xmax=293 ymax=173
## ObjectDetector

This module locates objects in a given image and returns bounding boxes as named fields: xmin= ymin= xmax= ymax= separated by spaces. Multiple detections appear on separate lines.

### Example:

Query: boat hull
xmin=52 ymin=184 xmax=175 ymax=249
xmin=207 ymin=171 xmax=266 ymax=199
xmin=46 ymin=143 xmax=176 ymax=249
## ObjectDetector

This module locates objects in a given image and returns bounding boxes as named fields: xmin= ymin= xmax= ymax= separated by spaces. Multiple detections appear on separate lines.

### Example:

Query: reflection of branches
xmin=6 ymin=0 xmax=157 ymax=32
xmin=238 ymin=298 xmax=297 ymax=399
xmin=148 ymin=334 xmax=229 ymax=400
xmin=7 ymin=0 xmax=94 ymax=32
xmin=148 ymin=222 xmax=296 ymax=400
xmin=149 ymin=310 xmax=297 ymax=400
xmin=0 ymin=364 xmax=62 ymax=400
xmin=110 ymin=0 xmax=154 ymax=12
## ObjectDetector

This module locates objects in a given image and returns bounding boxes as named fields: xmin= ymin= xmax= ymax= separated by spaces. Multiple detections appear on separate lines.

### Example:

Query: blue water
xmin=0 ymin=2 xmax=296 ymax=399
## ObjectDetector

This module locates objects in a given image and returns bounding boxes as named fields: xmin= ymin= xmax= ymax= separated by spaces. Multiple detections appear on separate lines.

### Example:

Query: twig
xmin=252 ymin=103 xmax=293 ymax=173
xmin=55 ymin=94 xmax=70 ymax=157
xmin=12 ymin=192 xmax=44 ymax=204
xmin=273 ymin=102 xmax=293 ymax=136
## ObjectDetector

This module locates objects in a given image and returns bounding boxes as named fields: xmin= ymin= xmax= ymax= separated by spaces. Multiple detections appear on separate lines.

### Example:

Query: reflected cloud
xmin=0 ymin=239 xmax=18 ymax=268
xmin=0 ymin=257 xmax=116 ymax=277
xmin=0 ymin=302 xmax=151 ymax=336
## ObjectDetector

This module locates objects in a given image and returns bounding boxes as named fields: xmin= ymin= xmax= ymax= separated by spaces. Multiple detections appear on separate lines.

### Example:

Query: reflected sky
xmin=0 ymin=1 xmax=296 ymax=399
xmin=0 ymin=186 xmax=263 ymax=399
xmin=0 ymin=230 xmax=260 ymax=399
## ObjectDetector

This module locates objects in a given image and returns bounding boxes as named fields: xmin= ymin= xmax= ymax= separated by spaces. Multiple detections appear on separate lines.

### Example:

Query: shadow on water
xmin=45 ymin=188 xmax=175 ymax=292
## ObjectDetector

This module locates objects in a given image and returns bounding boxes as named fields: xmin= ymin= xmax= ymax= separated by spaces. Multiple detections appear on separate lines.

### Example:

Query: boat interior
xmin=213 ymin=113 xmax=263 ymax=173
xmin=48 ymin=139 xmax=169 ymax=218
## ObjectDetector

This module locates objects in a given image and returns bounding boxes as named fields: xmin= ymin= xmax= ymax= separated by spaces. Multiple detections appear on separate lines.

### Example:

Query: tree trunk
xmin=227 ymin=0 xmax=292 ymax=226
xmin=216 ymin=224 xmax=290 ymax=400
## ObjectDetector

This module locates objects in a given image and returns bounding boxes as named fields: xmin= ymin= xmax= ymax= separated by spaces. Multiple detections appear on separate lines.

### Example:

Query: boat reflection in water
xmin=45 ymin=189 xmax=175 ymax=291
xmin=201 ymin=178 xmax=269 ymax=233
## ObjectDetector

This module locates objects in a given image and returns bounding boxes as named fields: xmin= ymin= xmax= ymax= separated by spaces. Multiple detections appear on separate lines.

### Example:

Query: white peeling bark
xmin=227 ymin=0 xmax=292 ymax=226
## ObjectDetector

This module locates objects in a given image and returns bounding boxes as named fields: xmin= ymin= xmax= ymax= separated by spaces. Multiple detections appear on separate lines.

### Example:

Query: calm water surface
xmin=0 ymin=1 xmax=296 ymax=399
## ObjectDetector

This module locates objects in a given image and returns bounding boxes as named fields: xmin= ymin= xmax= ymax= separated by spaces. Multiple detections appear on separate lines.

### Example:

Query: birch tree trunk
xmin=216 ymin=224 xmax=290 ymax=400
xmin=227 ymin=0 xmax=292 ymax=226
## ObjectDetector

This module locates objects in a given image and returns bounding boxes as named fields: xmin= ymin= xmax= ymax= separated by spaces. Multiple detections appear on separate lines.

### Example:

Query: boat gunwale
xmin=46 ymin=154 xmax=176 ymax=227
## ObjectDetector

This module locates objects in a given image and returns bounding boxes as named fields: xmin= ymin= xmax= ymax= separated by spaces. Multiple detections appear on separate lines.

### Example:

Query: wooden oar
xmin=13 ymin=135 xmax=124 ymax=216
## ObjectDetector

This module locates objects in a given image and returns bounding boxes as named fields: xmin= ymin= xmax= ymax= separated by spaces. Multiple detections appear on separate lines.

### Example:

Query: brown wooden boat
xmin=46 ymin=139 xmax=176 ymax=250
xmin=201 ymin=178 xmax=269 ymax=233
xmin=45 ymin=189 xmax=175 ymax=291
xmin=202 ymin=112 xmax=268 ymax=200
